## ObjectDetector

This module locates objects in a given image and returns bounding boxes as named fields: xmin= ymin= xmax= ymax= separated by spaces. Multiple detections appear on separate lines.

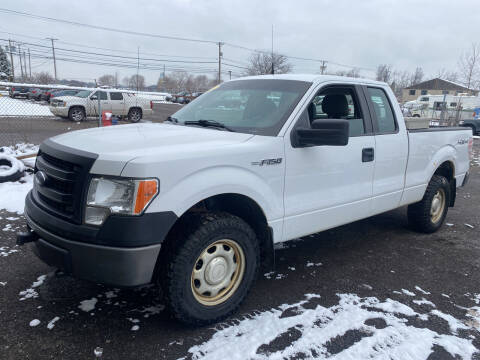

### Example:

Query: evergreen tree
xmin=0 ymin=46 xmax=12 ymax=80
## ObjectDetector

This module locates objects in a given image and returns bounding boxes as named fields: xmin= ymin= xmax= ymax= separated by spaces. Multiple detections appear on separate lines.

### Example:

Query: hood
xmin=50 ymin=123 xmax=254 ymax=174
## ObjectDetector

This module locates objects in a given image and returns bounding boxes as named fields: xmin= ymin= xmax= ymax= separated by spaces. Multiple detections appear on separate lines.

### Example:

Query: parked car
xmin=49 ymin=89 xmax=80 ymax=101
xmin=49 ymin=89 xmax=153 ymax=122
xmin=9 ymin=86 xmax=30 ymax=98
xmin=40 ymin=89 xmax=56 ymax=102
xmin=171 ymin=91 xmax=189 ymax=103
xmin=18 ymin=75 xmax=472 ymax=326
xmin=27 ymin=88 xmax=42 ymax=100
xmin=459 ymin=107 xmax=480 ymax=135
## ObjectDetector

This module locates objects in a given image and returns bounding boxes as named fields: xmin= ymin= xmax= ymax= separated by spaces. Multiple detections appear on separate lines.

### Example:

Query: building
xmin=402 ymin=78 xmax=478 ymax=102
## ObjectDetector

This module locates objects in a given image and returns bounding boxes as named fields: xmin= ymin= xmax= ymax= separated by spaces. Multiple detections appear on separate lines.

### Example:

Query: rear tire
xmin=128 ymin=108 xmax=142 ymax=122
xmin=408 ymin=175 xmax=450 ymax=233
xmin=68 ymin=107 xmax=85 ymax=122
xmin=161 ymin=212 xmax=259 ymax=326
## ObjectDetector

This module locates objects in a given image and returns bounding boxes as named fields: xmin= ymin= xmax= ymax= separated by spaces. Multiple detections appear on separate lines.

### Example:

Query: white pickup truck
xmin=18 ymin=75 xmax=472 ymax=325
xmin=49 ymin=89 xmax=153 ymax=122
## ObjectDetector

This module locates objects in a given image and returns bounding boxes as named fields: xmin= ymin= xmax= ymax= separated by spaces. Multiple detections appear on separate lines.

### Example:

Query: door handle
xmin=362 ymin=147 xmax=374 ymax=162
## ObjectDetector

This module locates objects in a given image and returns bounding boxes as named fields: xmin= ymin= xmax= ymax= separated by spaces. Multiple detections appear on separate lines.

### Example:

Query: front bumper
xmin=23 ymin=191 xmax=178 ymax=287
xmin=49 ymin=106 xmax=69 ymax=117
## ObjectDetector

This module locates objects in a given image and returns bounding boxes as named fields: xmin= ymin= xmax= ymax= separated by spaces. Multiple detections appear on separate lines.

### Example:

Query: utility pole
xmin=320 ymin=60 xmax=327 ymax=75
xmin=28 ymin=49 xmax=32 ymax=78
xmin=163 ymin=64 xmax=166 ymax=80
xmin=47 ymin=37 xmax=58 ymax=82
xmin=271 ymin=24 xmax=274 ymax=75
xmin=136 ymin=46 xmax=140 ymax=93
xmin=17 ymin=44 xmax=24 ymax=79
xmin=228 ymin=70 xmax=232 ymax=80
xmin=23 ymin=51 xmax=28 ymax=80
xmin=8 ymin=39 xmax=15 ymax=81
xmin=217 ymin=42 xmax=223 ymax=84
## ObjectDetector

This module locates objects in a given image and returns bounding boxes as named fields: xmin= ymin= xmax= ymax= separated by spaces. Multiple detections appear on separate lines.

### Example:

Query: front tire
xmin=68 ymin=107 xmax=86 ymax=122
xmin=161 ymin=212 xmax=259 ymax=325
xmin=408 ymin=175 xmax=450 ymax=233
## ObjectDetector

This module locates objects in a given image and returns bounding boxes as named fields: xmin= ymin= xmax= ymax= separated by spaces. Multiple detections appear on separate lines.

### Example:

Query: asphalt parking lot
xmin=0 ymin=108 xmax=479 ymax=359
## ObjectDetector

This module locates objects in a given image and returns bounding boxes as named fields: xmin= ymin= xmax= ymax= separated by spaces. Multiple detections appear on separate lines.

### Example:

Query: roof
xmin=406 ymin=78 xmax=473 ymax=91
xmin=233 ymin=74 xmax=387 ymax=86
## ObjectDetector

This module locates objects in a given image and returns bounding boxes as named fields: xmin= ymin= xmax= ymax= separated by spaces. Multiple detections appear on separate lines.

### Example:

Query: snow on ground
xmin=19 ymin=274 xmax=48 ymax=301
xmin=188 ymin=293 xmax=478 ymax=360
xmin=0 ymin=96 xmax=53 ymax=116
xmin=0 ymin=144 xmax=38 ymax=214
xmin=78 ymin=298 xmax=98 ymax=312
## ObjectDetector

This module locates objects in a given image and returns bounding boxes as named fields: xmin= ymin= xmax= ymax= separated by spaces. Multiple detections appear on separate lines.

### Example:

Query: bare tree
xmin=32 ymin=71 xmax=54 ymax=84
xmin=98 ymin=74 xmax=115 ymax=87
xmin=458 ymin=42 xmax=480 ymax=89
xmin=375 ymin=64 xmax=393 ymax=83
xmin=125 ymin=74 xmax=145 ymax=91
xmin=410 ymin=67 xmax=424 ymax=85
xmin=245 ymin=52 xmax=292 ymax=76
xmin=436 ymin=68 xmax=459 ymax=82
xmin=334 ymin=68 xmax=361 ymax=78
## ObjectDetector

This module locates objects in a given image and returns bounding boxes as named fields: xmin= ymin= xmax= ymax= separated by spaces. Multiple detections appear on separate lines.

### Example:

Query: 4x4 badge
xmin=251 ymin=158 xmax=283 ymax=166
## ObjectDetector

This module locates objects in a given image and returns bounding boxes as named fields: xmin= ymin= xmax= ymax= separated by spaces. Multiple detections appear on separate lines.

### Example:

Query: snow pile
xmin=0 ymin=96 xmax=53 ymax=116
xmin=78 ymin=298 xmax=98 ymax=312
xmin=188 ymin=294 xmax=477 ymax=360
xmin=0 ymin=173 xmax=33 ymax=213
xmin=19 ymin=274 xmax=47 ymax=301
xmin=0 ymin=245 xmax=19 ymax=257
xmin=0 ymin=143 xmax=38 ymax=214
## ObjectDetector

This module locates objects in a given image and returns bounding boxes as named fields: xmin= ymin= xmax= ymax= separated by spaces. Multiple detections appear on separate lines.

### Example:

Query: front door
xmin=109 ymin=92 xmax=125 ymax=116
xmin=283 ymin=84 xmax=376 ymax=241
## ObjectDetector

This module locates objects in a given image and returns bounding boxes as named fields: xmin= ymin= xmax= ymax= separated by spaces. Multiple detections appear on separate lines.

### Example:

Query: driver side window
xmin=307 ymin=87 xmax=365 ymax=137
xmin=92 ymin=91 xmax=108 ymax=100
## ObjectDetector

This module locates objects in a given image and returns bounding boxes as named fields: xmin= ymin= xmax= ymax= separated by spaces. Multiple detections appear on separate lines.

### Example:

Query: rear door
xmin=363 ymin=86 xmax=408 ymax=214
xmin=283 ymin=84 xmax=376 ymax=241
xmin=109 ymin=92 xmax=125 ymax=116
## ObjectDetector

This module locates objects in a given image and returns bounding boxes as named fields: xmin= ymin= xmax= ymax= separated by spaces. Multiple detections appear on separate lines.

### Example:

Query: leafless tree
xmin=436 ymin=68 xmax=459 ymax=83
xmin=98 ymin=74 xmax=115 ymax=87
xmin=375 ymin=64 xmax=393 ymax=83
xmin=410 ymin=67 xmax=424 ymax=85
xmin=334 ymin=68 xmax=361 ymax=78
xmin=32 ymin=71 xmax=54 ymax=84
xmin=158 ymin=72 xmax=213 ymax=93
xmin=458 ymin=42 xmax=480 ymax=89
xmin=123 ymin=74 xmax=145 ymax=91
xmin=245 ymin=51 xmax=292 ymax=76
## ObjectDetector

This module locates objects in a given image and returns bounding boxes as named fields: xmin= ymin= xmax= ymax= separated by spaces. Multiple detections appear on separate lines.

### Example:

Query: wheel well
xmin=433 ymin=161 xmax=456 ymax=206
xmin=157 ymin=194 xmax=274 ymax=278
xmin=129 ymin=106 xmax=142 ymax=115
xmin=69 ymin=105 xmax=85 ymax=113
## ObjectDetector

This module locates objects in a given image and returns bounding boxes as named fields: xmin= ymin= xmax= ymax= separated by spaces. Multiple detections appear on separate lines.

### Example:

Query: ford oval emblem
xmin=35 ymin=171 xmax=47 ymax=186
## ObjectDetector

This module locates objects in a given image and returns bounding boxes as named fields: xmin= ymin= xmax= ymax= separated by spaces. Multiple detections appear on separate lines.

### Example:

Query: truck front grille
xmin=32 ymin=140 xmax=97 ymax=224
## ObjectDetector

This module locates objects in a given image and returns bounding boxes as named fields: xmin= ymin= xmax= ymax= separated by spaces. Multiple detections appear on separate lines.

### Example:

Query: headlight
xmin=85 ymin=177 xmax=158 ymax=225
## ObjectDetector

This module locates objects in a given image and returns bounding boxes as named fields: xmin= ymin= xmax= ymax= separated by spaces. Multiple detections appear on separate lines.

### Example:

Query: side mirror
xmin=90 ymin=95 xmax=98 ymax=100
xmin=292 ymin=119 xmax=349 ymax=147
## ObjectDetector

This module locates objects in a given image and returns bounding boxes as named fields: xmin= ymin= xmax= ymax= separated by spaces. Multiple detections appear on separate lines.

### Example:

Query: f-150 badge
xmin=251 ymin=158 xmax=283 ymax=166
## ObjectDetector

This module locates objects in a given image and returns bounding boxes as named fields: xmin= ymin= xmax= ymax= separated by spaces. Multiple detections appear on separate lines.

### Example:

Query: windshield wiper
xmin=184 ymin=119 xmax=235 ymax=132
xmin=165 ymin=116 xmax=178 ymax=123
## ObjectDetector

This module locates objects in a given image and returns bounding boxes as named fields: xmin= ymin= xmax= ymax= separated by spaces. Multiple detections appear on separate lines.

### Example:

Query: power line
xmin=0 ymin=8 xmax=218 ymax=44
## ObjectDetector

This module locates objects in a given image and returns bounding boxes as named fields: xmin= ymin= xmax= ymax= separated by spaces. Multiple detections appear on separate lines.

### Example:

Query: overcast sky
xmin=0 ymin=0 xmax=478 ymax=85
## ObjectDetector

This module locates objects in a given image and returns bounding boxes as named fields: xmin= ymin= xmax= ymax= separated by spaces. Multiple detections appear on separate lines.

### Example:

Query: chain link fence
xmin=0 ymin=83 xmax=181 ymax=147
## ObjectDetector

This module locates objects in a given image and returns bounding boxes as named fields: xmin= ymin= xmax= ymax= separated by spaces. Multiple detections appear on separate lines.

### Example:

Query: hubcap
xmin=191 ymin=239 xmax=245 ymax=306
xmin=430 ymin=188 xmax=446 ymax=223
xmin=72 ymin=109 xmax=83 ymax=121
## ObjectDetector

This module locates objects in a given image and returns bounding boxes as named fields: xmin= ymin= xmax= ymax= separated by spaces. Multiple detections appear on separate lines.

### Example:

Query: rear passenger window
xmin=110 ymin=92 xmax=123 ymax=100
xmin=367 ymin=88 xmax=397 ymax=133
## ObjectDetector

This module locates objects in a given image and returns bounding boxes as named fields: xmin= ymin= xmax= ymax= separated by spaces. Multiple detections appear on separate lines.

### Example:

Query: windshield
xmin=75 ymin=90 xmax=92 ymax=98
xmin=171 ymin=79 xmax=311 ymax=135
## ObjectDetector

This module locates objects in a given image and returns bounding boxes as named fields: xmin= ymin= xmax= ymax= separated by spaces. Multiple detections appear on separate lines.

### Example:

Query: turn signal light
xmin=134 ymin=180 xmax=158 ymax=214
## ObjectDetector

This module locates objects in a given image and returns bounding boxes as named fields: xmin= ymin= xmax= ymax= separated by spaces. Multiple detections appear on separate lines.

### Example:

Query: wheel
xmin=0 ymin=155 xmax=24 ymax=183
xmin=128 ymin=108 xmax=142 ymax=122
xmin=161 ymin=212 xmax=259 ymax=325
xmin=68 ymin=107 xmax=85 ymax=122
xmin=408 ymin=175 xmax=450 ymax=233
xmin=412 ymin=114 xmax=420 ymax=118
